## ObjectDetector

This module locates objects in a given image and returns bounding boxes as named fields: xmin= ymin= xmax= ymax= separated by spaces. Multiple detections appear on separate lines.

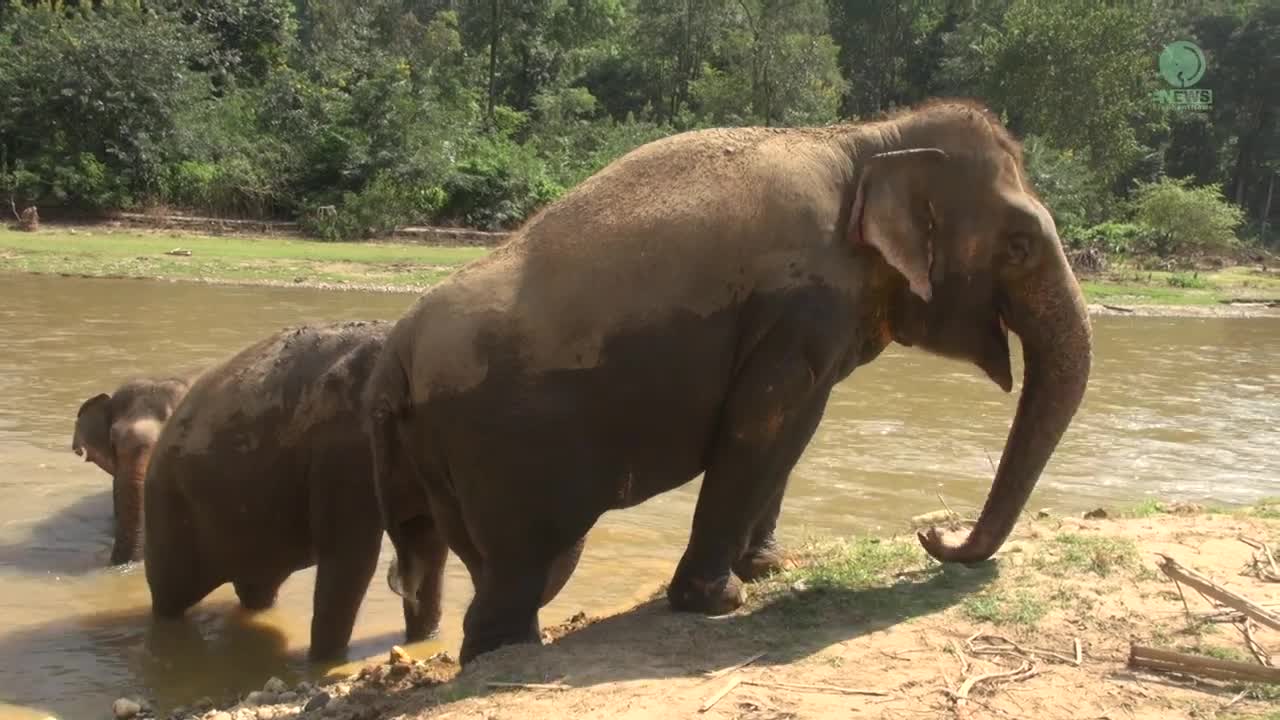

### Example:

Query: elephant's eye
xmin=1006 ymin=232 xmax=1034 ymax=266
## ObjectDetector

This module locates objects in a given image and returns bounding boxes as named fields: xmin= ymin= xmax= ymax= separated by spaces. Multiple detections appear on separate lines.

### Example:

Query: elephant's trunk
xmin=920 ymin=246 xmax=1092 ymax=564
xmin=109 ymin=446 xmax=150 ymax=565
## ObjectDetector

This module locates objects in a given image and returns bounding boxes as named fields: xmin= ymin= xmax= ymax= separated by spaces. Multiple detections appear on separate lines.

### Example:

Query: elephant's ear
xmin=848 ymin=148 xmax=948 ymax=302
xmin=73 ymin=393 xmax=113 ymax=459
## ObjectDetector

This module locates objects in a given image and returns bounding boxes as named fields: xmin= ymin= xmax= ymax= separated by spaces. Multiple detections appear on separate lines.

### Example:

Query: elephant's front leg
xmin=668 ymin=337 xmax=832 ymax=615
xmin=309 ymin=527 xmax=382 ymax=662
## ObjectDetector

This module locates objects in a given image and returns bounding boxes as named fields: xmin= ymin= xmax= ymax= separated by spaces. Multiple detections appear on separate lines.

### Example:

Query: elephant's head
xmin=850 ymin=100 xmax=1092 ymax=564
xmin=71 ymin=378 xmax=192 ymax=564
xmin=73 ymin=393 xmax=117 ymax=475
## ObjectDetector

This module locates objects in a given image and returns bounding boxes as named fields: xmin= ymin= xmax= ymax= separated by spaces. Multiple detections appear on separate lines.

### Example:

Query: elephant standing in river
xmin=364 ymin=99 xmax=1093 ymax=664
xmin=141 ymin=320 xmax=585 ymax=660
xmin=73 ymin=377 xmax=193 ymax=565
xmin=143 ymin=321 xmax=395 ymax=660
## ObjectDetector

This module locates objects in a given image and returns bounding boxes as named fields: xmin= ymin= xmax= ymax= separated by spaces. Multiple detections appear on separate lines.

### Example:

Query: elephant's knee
xmin=234 ymin=580 xmax=281 ymax=611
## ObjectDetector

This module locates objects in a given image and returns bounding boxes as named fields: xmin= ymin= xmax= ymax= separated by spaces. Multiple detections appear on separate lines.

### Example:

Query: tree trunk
xmin=487 ymin=0 xmax=500 ymax=125
xmin=1262 ymin=172 xmax=1275 ymax=248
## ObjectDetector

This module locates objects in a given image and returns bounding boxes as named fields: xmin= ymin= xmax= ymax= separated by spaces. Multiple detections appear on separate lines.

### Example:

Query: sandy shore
xmin=113 ymin=502 xmax=1280 ymax=720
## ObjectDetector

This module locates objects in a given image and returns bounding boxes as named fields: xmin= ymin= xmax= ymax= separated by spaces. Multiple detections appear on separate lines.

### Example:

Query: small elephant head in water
xmin=71 ymin=377 xmax=192 ymax=565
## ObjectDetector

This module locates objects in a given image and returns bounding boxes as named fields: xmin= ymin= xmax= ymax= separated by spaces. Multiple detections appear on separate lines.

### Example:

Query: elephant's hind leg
xmin=732 ymin=490 xmax=788 ymax=582
xmin=542 ymin=535 xmax=585 ymax=606
xmin=459 ymin=558 xmax=549 ymax=665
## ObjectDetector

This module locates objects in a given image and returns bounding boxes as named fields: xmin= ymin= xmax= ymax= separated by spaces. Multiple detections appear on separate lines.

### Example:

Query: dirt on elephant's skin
xmin=159 ymin=504 xmax=1280 ymax=720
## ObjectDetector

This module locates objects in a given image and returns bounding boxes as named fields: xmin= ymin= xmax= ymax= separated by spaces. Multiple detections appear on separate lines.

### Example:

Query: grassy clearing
xmin=1082 ymin=265 xmax=1280 ymax=305
xmin=0 ymin=227 xmax=488 ymax=289
xmin=4 ymin=226 xmax=1280 ymax=305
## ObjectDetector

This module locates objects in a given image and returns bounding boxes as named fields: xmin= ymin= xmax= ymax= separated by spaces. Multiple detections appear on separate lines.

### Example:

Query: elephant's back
xmin=154 ymin=320 xmax=389 ymax=465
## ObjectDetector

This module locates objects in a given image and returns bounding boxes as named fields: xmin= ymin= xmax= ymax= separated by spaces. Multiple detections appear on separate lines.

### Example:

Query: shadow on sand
xmin=270 ymin=557 xmax=1002 ymax=718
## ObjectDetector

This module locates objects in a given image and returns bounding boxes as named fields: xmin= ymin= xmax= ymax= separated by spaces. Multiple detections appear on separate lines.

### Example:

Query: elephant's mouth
xmin=974 ymin=308 xmax=1014 ymax=393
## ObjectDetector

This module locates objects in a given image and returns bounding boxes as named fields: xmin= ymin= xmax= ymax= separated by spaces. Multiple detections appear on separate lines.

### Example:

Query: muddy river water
xmin=0 ymin=273 xmax=1277 ymax=719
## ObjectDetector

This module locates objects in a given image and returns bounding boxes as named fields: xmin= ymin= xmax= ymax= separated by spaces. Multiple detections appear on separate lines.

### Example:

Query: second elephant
xmin=142 ymin=320 xmax=583 ymax=660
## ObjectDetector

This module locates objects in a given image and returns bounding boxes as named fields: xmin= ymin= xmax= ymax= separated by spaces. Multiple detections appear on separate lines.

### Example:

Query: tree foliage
xmin=0 ymin=0 xmax=1273 ymax=246
xmin=1132 ymin=176 xmax=1246 ymax=256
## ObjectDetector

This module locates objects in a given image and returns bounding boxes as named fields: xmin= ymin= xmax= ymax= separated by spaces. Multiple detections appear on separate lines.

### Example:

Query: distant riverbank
xmin=2 ymin=226 xmax=1279 ymax=317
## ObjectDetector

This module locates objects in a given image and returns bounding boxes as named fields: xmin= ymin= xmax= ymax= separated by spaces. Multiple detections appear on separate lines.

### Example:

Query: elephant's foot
xmin=459 ymin=615 xmax=540 ymax=666
xmin=666 ymin=572 xmax=744 ymax=615
xmin=732 ymin=541 xmax=789 ymax=582
xmin=307 ymin=640 xmax=351 ymax=664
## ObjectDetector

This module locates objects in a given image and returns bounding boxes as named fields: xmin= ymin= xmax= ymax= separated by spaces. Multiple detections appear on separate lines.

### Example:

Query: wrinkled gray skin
xmin=142 ymin=321 xmax=583 ymax=661
xmin=366 ymin=99 xmax=1093 ymax=664
xmin=72 ymin=377 xmax=192 ymax=565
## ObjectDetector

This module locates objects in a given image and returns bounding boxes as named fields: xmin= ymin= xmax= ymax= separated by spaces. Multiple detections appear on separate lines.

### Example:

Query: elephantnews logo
xmin=1153 ymin=40 xmax=1212 ymax=112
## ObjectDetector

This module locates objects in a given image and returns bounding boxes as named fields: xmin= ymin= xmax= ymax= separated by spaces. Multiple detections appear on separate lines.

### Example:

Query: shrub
xmin=1132 ymin=177 xmax=1246 ymax=257
xmin=1064 ymin=222 xmax=1161 ymax=256
xmin=438 ymin=127 xmax=564 ymax=230
xmin=302 ymin=172 xmax=447 ymax=241
xmin=1166 ymin=272 xmax=1209 ymax=289
xmin=0 ymin=3 xmax=211 ymax=208
xmin=1022 ymin=135 xmax=1111 ymax=236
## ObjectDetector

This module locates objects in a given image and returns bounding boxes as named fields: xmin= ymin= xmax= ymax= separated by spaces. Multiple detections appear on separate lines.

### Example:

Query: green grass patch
xmin=782 ymin=537 xmax=926 ymax=592
xmin=1241 ymin=683 xmax=1280 ymax=703
xmin=746 ymin=536 xmax=995 ymax=631
xmin=1250 ymin=498 xmax=1280 ymax=520
xmin=1166 ymin=271 xmax=1210 ymax=289
xmin=1185 ymin=644 xmax=1251 ymax=663
xmin=961 ymin=588 xmax=1048 ymax=627
xmin=1121 ymin=499 xmax=1168 ymax=518
xmin=1033 ymin=533 xmax=1140 ymax=577
xmin=0 ymin=227 xmax=488 ymax=288
xmin=7 ymin=227 xmax=1280 ymax=305
xmin=1081 ymin=265 xmax=1280 ymax=306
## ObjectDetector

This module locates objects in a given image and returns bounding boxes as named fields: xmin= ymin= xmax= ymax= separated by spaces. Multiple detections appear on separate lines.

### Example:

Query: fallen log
xmin=1157 ymin=554 xmax=1280 ymax=632
xmin=1129 ymin=645 xmax=1280 ymax=685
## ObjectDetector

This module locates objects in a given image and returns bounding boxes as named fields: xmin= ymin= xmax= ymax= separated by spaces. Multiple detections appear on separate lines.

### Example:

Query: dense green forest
xmin=0 ymin=0 xmax=1275 ymax=255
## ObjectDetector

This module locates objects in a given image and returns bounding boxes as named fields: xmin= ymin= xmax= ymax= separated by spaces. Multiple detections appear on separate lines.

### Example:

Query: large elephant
xmin=142 ymin=320 xmax=583 ymax=661
xmin=364 ymin=99 xmax=1093 ymax=664
xmin=72 ymin=377 xmax=193 ymax=565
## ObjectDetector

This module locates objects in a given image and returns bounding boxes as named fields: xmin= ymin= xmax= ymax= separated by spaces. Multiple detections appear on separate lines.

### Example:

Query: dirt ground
xmin=160 ymin=503 xmax=1280 ymax=720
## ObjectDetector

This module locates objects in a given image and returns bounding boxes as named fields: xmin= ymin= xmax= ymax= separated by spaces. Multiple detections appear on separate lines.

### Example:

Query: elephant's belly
xmin=424 ymin=372 xmax=727 ymax=523
xmin=417 ymin=304 xmax=742 ymax=528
